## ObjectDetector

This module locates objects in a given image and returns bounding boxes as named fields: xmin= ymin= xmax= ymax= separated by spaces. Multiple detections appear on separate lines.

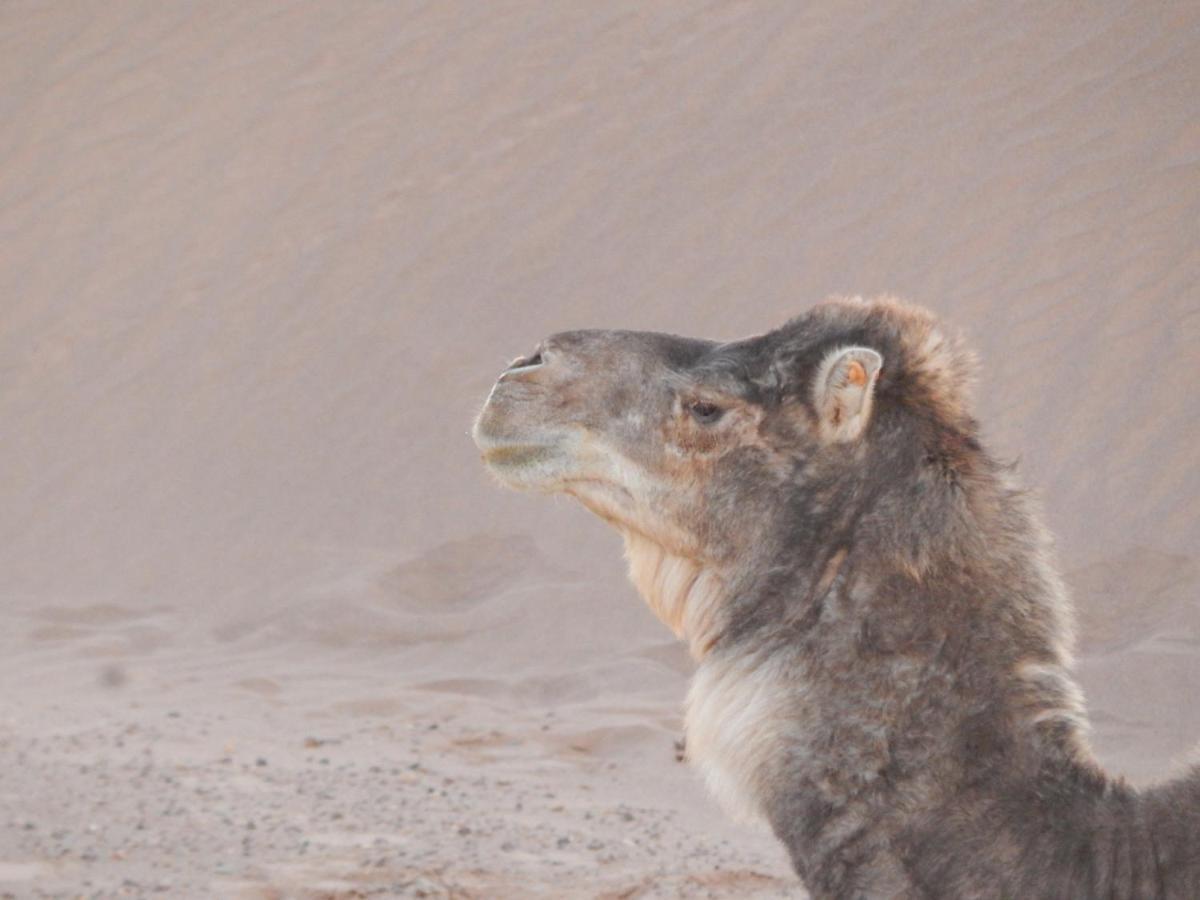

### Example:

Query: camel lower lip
xmin=481 ymin=443 xmax=555 ymax=468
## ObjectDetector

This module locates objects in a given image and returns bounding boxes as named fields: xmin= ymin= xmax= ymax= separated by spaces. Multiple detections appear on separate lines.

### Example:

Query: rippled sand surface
xmin=1 ymin=2 xmax=1198 ymax=896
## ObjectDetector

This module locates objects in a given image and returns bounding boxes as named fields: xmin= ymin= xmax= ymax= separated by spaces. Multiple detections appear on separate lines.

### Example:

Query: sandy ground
xmin=2 ymin=1 xmax=1199 ymax=897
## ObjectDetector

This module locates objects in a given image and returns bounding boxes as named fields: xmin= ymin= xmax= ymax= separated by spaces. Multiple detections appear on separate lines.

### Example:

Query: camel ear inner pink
xmin=813 ymin=346 xmax=883 ymax=443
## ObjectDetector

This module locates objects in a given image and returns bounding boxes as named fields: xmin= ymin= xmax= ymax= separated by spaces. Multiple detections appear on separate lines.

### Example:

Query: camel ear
xmin=813 ymin=346 xmax=882 ymax=443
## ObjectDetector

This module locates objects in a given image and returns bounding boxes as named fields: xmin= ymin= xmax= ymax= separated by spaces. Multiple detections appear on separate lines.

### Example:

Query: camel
xmin=472 ymin=296 xmax=1200 ymax=898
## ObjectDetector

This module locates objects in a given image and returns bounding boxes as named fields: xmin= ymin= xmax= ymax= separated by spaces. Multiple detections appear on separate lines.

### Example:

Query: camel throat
xmin=621 ymin=531 xmax=726 ymax=660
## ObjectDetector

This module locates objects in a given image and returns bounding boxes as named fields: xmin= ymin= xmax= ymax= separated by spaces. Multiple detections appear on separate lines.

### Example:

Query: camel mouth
xmin=472 ymin=395 xmax=574 ymax=489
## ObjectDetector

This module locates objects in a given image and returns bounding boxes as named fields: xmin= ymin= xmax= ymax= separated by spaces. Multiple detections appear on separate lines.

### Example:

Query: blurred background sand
xmin=1 ymin=1 xmax=1198 ymax=896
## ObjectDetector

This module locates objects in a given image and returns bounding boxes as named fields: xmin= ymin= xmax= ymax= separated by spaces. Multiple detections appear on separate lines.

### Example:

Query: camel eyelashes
xmin=688 ymin=400 xmax=724 ymax=424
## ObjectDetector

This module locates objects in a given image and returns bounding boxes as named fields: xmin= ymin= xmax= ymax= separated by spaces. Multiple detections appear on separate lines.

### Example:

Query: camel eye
xmin=688 ymin=401 xmax=724 ymax=425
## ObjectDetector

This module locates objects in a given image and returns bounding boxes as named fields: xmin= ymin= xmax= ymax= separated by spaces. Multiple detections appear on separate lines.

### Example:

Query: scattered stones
xmin=99 ymin=665 xmax=128 ymax=689
xmin=0 ymin=691 xmax=790 ymax=896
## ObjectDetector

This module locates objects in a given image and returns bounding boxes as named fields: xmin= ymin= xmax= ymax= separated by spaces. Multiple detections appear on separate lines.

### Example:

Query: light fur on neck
xmin=621 ymin=530 xmax=727 ymax=660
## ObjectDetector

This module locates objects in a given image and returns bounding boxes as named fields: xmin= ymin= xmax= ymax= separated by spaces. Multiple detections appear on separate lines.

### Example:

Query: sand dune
xmin=1 ymin=1 xmax=1198 ymax=896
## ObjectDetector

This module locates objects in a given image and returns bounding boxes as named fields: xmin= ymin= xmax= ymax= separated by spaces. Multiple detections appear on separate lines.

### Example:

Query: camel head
xmin=472 ymin=297 xmax=978 ymax=651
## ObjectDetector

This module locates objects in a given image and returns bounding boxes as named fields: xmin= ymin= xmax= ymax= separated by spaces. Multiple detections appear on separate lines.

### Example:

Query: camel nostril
xmin=507 ymin=350 xmax=544 ymax=371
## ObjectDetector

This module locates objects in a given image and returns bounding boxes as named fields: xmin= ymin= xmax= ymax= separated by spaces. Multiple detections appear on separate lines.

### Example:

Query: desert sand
xmin=1 ymin=1 xmax=1199 ymax=897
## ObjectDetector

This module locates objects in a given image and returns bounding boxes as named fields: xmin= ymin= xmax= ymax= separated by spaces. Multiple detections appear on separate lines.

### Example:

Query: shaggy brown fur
xmin=472 ymin=296 xmax=1200 ymax=898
